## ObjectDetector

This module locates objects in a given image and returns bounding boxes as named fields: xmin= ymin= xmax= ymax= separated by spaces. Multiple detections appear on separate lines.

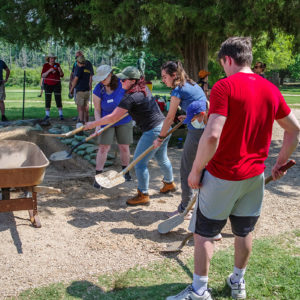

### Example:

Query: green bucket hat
xmin=116 ymin=66 xmax=141 ymax=80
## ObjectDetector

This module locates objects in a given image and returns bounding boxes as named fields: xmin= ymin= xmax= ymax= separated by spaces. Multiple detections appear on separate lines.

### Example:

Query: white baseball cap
xmin=92 ymin=65 xmax=112 ymax=82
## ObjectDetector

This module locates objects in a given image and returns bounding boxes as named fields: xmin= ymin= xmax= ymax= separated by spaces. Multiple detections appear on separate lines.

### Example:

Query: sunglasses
xmin=254 ymin=66 xmax=261 ymax=69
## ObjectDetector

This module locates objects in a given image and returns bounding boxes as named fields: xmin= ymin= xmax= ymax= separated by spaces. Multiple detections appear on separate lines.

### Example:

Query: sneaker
xmin=43 ymin=115 xmax=50 ymax=121
xmin=226 ymin=274 xmax=246 ymax=299
xmin=126 ymin=189 xmax=150 ymax=206
xmin=166 ymin=285 xmax=212 ymax=300
xmin=160 ymin=181 xmax=177 ymax=193
xmin=60 ymin=115 xmax=64 ymax=120
xmin=124 ymin=171 xmax=132 ymax=182
xmin=184 ymin=210 xmax=193 ymax=220
xmin=37 ymin=94 xmax=42 ymax=97
xmin=93 ymin=180 xmax=104 ymax=190
xmin=1 ymin=115 xmax=8 ymax=122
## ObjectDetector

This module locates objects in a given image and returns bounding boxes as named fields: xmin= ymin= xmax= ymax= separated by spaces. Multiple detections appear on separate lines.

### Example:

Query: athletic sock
xmin=96 ymin=170 xmax=103 ymax=175
xmin=58 ymin=109 xmax=63 ymax=116
xmin=45 ymin=110 xmax=50 ymax=117
xmin=231 ymin=266 xmax=246 ymax=284
xmin=192 ymin=274 xmax=208 ymax=296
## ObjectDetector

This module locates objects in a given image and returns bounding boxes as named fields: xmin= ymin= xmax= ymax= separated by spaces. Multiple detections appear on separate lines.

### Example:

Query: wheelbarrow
xmin=0 ymin=140 xmax=60 ymax=228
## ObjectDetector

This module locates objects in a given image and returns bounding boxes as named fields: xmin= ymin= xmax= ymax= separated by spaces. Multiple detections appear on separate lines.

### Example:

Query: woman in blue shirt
xmin=154 ymin=61 xmax=207 ymax=217
xmin=92 ymin=65 xmax=133 ymax=189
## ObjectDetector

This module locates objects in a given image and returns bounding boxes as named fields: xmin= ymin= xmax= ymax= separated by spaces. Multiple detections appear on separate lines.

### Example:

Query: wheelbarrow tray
xmin=0 ymin=140 xmax=49 ymax=188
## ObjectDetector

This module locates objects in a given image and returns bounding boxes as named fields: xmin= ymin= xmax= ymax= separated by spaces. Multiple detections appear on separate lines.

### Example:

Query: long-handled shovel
xmin=161 ymin=160 xmax=296 ymax=253
xmin=49 ymin=114 xmax=129 ymax=161
xmin=95 ymin=121 xmax=184 ymax=188
xmin=40 ymin=125 xmax=86 ymax=138
xmin=158 ymin=160 xmax=296 ymax=235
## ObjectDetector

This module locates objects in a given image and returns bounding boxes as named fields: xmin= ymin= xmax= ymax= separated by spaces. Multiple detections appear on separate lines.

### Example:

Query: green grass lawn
xmin=15 ymin=231 xmax=300 ymax=300
xmin=2 ymin=85 xmax=300 ymax=121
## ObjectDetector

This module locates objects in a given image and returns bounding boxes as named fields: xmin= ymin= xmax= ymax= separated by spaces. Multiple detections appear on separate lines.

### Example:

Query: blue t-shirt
xmin=93 ymin=79 xmax=132 ymax=126
xmin=0 ymin=60 xmax=8 ymax=83
xmin=171 ymin=82 xmax=207 ymax=130
xmin=75 ymin=66 xmax=91 ymax=91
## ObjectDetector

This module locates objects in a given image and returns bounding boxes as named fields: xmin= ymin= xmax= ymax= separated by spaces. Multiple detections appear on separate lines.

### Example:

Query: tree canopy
xmin=0 ymin=0 xmax=299 ymax=80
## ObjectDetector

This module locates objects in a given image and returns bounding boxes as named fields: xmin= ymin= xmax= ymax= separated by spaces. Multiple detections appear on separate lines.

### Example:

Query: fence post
xmin=22 ymin=70 xmax=26 ymax=120
xmin=90 ymin=89 xmax=93 ymax=113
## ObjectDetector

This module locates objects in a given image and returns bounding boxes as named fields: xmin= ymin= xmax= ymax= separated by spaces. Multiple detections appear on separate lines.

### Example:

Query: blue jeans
xmin=134 ymin=123 xmax=173 ymax=194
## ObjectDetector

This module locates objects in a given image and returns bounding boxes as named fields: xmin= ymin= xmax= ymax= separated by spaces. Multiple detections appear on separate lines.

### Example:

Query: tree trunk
xmin=182 ymin=33 xmax=208 ymax=81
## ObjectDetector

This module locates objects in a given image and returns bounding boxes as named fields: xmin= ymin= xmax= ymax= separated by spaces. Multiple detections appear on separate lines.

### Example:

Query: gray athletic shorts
xmin=96 ymin=121 xmax=133 ymax=145
xmin=189 ymin=171 xmax=264 ymax=237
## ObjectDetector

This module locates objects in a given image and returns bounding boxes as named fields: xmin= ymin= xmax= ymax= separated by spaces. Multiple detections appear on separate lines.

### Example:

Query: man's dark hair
xmin=218 ymin=37 xmax=253 ymax=66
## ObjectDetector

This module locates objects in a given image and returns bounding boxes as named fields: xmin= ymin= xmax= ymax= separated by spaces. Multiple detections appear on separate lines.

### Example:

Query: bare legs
xmin=0 ymin=101 xmax=5 ymax=116
xmin=96 ymin=144 xmax=130 ymax=171
xmin=193 ymin=232 xmax=252 ymax=276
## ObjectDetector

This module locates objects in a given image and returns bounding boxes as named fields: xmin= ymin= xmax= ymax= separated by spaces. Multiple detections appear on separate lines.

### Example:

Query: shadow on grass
xmin=66 ymin=280 xmax=232 ymax=300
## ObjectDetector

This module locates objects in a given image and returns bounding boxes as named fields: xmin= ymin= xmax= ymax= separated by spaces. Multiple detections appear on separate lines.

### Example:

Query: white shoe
xmin=166 ymin=285 xmax=213 ymax=300
xmin=184 ymin=210 xmax=193 ymax=220
xmin=226 ymin=274 xmax=246 ymax=299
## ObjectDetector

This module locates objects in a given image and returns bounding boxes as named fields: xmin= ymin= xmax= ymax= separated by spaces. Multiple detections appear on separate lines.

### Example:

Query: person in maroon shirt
xmin=41 ymin=54 xmax=64 ymax=120
xmin=167 ymin=37 xmax=300 ymax=300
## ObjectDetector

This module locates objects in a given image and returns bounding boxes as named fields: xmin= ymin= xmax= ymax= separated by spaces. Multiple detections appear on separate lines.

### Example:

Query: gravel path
xmin=0 ymin=110 xmax=299 ymax=298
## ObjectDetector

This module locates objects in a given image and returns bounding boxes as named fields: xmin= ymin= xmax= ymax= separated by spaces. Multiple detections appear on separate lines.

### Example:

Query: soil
xmin=0 ymin=111 xmax=299 ymax=298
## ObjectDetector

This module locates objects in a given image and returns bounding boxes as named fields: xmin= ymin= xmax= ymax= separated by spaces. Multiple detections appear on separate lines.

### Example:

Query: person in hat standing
xmin=85 ymin=66 xmax=175 ymax=205
xmin=197 ymin=69 xmax=210 ymax=99
xmin=91 ymin=65 xmax=133 ymax=189
xmin=69 ymin=50 xmax=94 ymax=122
xmin=154 ymin=61 xmax=207 ymax=217
xmin=253 ymin=61 xmax=266 ymax=78
xmin=41 ymin=54 xmax=64 ymax=120
xmin=0 ymin=58 xmax=10 ymax=121
xmin=69 ymin=56 xmax=91 ymax=124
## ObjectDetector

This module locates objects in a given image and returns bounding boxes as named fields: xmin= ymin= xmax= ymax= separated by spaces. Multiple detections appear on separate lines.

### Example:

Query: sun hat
xmin=183 ymin=101 xmax=207 ymax=124
xmin=198 ymin=69 xmax=211 ymax=79
xmin=92 ymin=65 xmax=112 ymax=82
xmin=116 ymin=66 xmax=141 ymax=80
xmin=76 ymin=55 xmax=86 ymax=64
xmin=45 ymin=53 xmax=57 ymax=62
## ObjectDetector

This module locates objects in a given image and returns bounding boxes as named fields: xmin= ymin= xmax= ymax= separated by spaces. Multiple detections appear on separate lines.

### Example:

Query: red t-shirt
xmin=206 ymin=72 xmax=291 ymax=180
xmin=41 ymin=63 xmax=63 ymax=85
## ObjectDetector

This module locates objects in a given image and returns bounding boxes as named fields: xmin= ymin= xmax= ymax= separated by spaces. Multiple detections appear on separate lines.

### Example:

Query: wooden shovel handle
xmin=264 ymin=160 xmax=295 ymax=184
xmin=65 ymin=126 xmax=85 ymax=137
xmin=122 ymin=120 xmax=184 ymax=174
xmin=85 ymin=113 xmax=129 ymax=142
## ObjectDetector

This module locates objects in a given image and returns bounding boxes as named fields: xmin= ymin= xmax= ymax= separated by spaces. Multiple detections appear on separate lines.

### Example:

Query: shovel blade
xmin=95 ymin=170 xmax=125 ymax=188
xmin=50 ymin=150 xmax=72 ymax=161
xmin=158 ymin=214 xmax=185 ymax=234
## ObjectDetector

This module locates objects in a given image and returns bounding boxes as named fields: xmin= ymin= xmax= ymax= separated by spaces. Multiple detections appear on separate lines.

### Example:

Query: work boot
xmin=160 ymin=181 xmax=177 ymax=193
xmin=1 ymin=115 xmax=8 ymax=122
xmin=126 ymin=189 xmax=150 ymax=206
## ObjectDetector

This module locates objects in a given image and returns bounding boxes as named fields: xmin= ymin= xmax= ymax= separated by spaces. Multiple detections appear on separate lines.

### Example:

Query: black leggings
xmin=44 ymin=83 xmax=62 ymax=108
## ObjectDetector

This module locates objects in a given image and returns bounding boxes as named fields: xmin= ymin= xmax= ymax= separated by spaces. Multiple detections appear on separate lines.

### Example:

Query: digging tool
xmin=95 ymin=121 xmax=184 ymax=188
xmin=158 ymin=160 xmax=296 ymax=235
xmin=40 ymin=125 xmax=85 ymax=138
xmin=161 ymin=233 xmax=193 ymax=253
xmin=49 ymin=114 xmax=129 ymax=161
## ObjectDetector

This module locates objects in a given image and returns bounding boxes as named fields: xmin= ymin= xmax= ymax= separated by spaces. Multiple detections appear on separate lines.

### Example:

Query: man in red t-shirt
xmin=167 ymin=37 xmax=300 ymax=300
